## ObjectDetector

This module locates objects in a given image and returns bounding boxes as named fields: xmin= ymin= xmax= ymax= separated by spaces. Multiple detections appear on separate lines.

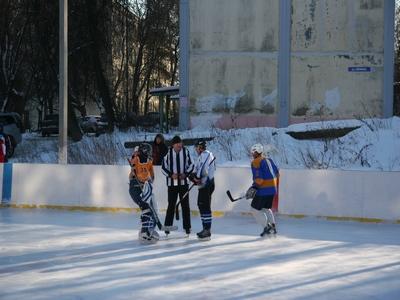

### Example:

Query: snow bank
xmin=12 ymin=117 xmax=400 ymax=171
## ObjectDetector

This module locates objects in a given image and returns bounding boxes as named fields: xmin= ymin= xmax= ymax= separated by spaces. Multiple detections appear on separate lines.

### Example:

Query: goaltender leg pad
xmin=140 ymin=208 xmax=155 ymax=232
xmin=141 ymin=181 xmax=160 ymax=224
xmin=141 ymin=181 xmax=178 ymax=232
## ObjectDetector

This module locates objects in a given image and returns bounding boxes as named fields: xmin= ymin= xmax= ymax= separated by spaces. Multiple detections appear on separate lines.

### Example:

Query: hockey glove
xmin=188 ymin=173 xmax=198 ymax=183
xmin=245 ymin=187 xmax=257 ymax=199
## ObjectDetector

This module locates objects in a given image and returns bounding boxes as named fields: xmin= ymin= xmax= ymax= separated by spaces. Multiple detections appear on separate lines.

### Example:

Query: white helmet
xmin=250 ymin=143 xmax=263 ymax=154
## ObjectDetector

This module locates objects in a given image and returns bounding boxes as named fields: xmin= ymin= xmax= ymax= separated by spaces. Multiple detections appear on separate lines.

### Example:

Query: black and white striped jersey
xmin=161 ymin=147 xmax=194 ymax=186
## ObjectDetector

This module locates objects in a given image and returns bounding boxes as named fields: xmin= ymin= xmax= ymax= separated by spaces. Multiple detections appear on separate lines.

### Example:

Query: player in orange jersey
xmin=128 ymin=143 xmax=177 ymax=244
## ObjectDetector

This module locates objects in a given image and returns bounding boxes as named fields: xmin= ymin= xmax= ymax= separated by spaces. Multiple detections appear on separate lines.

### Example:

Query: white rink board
xmin=10 ymin=164 xmax=252 ymax=213
xmin=279 ymin=169 xmax=400 ymax=220
xmin=0 ymin=163 xmax=3 ymax=198
xmin=8 ymin=163 xmax=400 ymax=221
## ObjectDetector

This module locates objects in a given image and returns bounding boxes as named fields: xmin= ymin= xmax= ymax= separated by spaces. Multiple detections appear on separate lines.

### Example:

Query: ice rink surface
xmin=0 ymin=208 xmax=399 ymax=300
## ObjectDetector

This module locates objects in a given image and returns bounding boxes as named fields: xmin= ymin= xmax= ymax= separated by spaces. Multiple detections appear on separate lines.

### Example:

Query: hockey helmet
xmin=250 ymin=143 xmax=263 ymax=154
xmin=195 ymin=139 xmax=207 ymax=149
xmin=138 ymin=143 xmax=152 ymax=158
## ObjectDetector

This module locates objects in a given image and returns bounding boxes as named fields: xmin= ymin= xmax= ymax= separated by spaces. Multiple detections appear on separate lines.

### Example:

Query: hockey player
xmin=249 ymin=143 xmax=279 ymax=237
xmin=191 ymin=140 xmax=216 ymax=241
xmin=128 ymin=143 xmax=159 ymax=244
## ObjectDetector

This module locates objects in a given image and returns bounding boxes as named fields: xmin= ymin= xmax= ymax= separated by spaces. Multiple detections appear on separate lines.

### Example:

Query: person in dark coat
xmin=152 ymin=133 xmax=168 ymax=166
xmin=0 ymin=125 xmax=7 ymax=163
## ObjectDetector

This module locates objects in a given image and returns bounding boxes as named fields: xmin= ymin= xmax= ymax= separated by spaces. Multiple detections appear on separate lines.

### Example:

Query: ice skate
xmin=139 ymin=230 xmax=158 ymax=244
xmin=260 ymin=223 xmax=277 ymax=237
xmin=270 ymin=223 xmax=277 ymax=234
xmin=151 ymin=230 xmax=160 ymax=240
xmin=197 ymin=228 xmax=211 ymax=241
xmin=260 ymin=224 xmax=271 ymax=237
xmin=184 ymin=229 xmax=191 ymax=238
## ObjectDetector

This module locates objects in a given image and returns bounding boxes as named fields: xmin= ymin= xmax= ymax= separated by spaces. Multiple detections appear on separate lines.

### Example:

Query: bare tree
xmin=128 ymin=0 xmax=179 ymax=115
xmin=0 ymin=0 xmax=31 ymax=113
xmin=1 ymin=0 xmax=180 ymax=135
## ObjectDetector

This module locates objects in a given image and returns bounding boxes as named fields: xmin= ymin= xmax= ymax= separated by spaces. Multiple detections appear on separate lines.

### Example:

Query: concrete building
xmin=179 ymin=0 xmax=395 ymax=129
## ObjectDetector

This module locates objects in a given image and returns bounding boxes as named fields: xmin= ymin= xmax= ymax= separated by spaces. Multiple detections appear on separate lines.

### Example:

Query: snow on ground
xmin=0 ymin=208 xmax=399 ymax=300
xmin=11 ymin=117 xmax=400 ymax=171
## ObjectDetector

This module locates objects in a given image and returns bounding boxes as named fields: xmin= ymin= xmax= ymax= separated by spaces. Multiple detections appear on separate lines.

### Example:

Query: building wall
xmin=189 ymin=0 xmax=279 ymax=129
xmin=188 ymin=0 xmax=387 ymax=128
xmin=290 ymin=0 xmax=384 ymax=123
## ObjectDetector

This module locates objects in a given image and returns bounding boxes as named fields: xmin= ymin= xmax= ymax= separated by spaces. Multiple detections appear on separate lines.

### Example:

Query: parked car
xmin=141 ymin=112 xmax=160 ymax=127
xmin=0 ymin=112 xmax=23 ymax=158
xmin=40 ymin=114 xmax=59 ymax=137
xmin=80 ymin=115 xmax=108 ymax=136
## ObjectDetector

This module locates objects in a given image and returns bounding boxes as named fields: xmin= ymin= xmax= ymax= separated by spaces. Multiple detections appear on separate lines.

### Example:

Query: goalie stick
xmin=226 ymin=190 xmax=247 ymax=202
xmin=152 ymin=209 xmax=178 ymax=231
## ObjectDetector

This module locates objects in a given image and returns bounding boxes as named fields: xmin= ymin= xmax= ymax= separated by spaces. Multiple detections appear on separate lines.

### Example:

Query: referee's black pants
xmin=164 ymin=185 xmax=191 ymax=232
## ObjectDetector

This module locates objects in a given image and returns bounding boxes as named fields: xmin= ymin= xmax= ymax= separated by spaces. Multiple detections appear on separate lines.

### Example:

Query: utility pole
xmin=179 ymin=0 xmax=189 ymax=130
xmin=125 ymin=0 xmax=129 ymax=113
xmin=59 ymin=0 xmax=68 ymax=164
xmin=383 ymin=0 xmax=395 ymax=118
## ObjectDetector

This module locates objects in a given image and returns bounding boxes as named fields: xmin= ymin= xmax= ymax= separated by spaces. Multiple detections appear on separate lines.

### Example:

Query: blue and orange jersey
xmin=129 ymin=155 xmax=154 ymax=183
xmin=251 ymin=156 xmax=279 ymax=196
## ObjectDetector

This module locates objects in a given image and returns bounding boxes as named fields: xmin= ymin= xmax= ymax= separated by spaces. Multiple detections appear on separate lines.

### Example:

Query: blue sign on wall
xmin=348 ymin=67 xmax=373 ymax=72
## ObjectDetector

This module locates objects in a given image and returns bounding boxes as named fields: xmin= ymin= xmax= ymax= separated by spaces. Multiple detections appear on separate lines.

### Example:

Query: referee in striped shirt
xmin=161 ymin=135 xmax=194 ymax=235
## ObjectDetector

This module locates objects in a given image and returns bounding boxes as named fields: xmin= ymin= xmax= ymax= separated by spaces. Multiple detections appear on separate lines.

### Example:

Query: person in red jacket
xmin=0 ymin=125 xmax=7 ymax=163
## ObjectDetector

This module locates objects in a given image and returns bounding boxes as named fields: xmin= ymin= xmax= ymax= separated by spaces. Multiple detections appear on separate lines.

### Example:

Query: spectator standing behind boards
xmin=161 ymin=135 xmax=194 ymax=236
xmin=0 ymin=125 xmax=7 ymax=163
xmin=152 ymin=133 xmax=168 ymax=166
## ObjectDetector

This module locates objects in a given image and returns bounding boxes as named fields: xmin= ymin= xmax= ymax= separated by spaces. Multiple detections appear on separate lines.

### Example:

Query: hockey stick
xmin=175 ymin=156 xmax=216 ymax=220
xmin=175 ymin=182 xmax=195 ymax=221
xmin=226 ymin=190 xmax=247 ymax=202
